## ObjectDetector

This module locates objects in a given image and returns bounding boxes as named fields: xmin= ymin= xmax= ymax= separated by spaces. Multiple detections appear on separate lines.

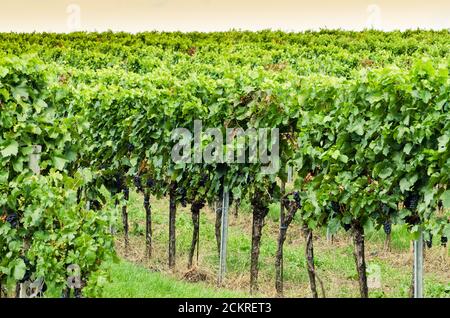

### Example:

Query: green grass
xmin=100 ymin=260 xmax=247 ymax=298
xmin=108 ymin=190 xmax=449 ymax=298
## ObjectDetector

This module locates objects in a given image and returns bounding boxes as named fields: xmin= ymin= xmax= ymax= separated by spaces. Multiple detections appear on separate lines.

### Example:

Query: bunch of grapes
xmin=404 ymin=192 xmax=421 ymax=226
xmin=146 ymin=177 xmax=155 ymax=188
xmin=331 ymin=201 xmax=340 ymax=214
xmin=404 ymin=214 xmax=421 ymax=226
xmin=115 ymin=175 xmax=123 ymax=191
xmin=342 ymin=223 xmax=351 ymax=232
xmin=199 ymin=173 xmax=208 ymax=187
xmin=127 ymin=143 xmax=134 ymax=152
xmin=90 ymin=200 xmax=101 ymax=211
xmin=192 ymin=200 xmax=205 ymax=212
xmin=383 ymin=220 xmax=392 ymax=235
xmin=6 ymin=213 xmax=19 ymax=228
xmin=441 ymin=236 xmax=447 ymax=247
xmin=293 ymin=191 xmax=301 ymax=207
xmin=133 ymin=175 xmax=143 ymax=192
xmin=177 ymin=187 xmax=187 ymax=207
xmin=404 ymin=192 xmax=420 ymax=211
xmin=178 ymin=187 xmax=186 ymax=196
xmin=425 ymin=234 xmax=433 ymax=248
xmin=269 ymin=183 xmax=277 ymax=196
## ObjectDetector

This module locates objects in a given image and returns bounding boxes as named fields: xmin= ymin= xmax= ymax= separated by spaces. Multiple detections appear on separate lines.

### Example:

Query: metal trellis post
xmin=413 ymin=230 xmax=424 ymax=298
xmin=287 ymin=165 xmax=293 ymax=183
xmin=218 ymin=189 xmax=229 ymax=285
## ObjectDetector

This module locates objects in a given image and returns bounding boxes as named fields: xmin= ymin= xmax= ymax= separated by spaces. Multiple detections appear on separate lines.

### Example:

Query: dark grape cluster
xmin=146 ymin=177 xmax=155 ymax=188
xmin=177 ymin=187 xmax=187 ymax=207
xmin=6 ymin=213 xmax=19 ymax=228
xmin=343 ymin=223 xmax=352 ymax=232
xmin=133 ymin=175 xmax=143 ymax=192
xmin=115 ymin=175 xmax=123 ymax=191
xmin=331 ymin=201 xmax=340 ymax=214
xmin=127 ymin=143 xmax=134 ymax=152
xmin=177 ymin=187 xmax=186 ymax=197
xmin=199 ymin=173 xmax=208 ymax=187
xmin=293 ymin=191 xmax=301 ymax=207
xmin=425 ymin=234 xmax=433 ymax=248
xmin=123 ymin=187 xmax=129 ymax=200
xmin=383 ymin=220 xmax=392 ymax=235
xmin=192 ymin=200 xmax=205 ymax=212
xmin=441 ymin=236 xmax=447 ymax=247
xmin=404 ymin=192 xmax=420 ymax=211
xmin=404 ymin=214 xmax=421 ymax=226
xmin=90 ymin=200 xmax=101 ymax=211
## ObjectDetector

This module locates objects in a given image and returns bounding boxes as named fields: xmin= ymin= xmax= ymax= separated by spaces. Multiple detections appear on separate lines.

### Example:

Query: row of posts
xmin=24 ymin=148 xmax=425 ymax=298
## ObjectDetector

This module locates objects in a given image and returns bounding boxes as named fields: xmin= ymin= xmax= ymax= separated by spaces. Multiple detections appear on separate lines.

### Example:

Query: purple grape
xmin=404 ymin=192 xmax=420 ymax=211
xmin=425 ymin=232 xmax=433 ymax=248
xmin=383 ymin=220 xmax=391 ymax=235
xmin=6 ymin=213 xmax=18 ymax=228
xmin=343 ymin=223 xmax=351 ymax=232
xmin=441 ymin=236 xmax=448 ymax=247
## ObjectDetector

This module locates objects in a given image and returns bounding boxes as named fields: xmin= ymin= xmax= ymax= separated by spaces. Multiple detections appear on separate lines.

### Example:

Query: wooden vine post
xmin=144 ymin=189 xmax=152 ymax=258
xmin=303 ymin=225 xmax=319 ymax=298
xmin=188 ymin=200 xmax=204 ymax=268
xmin=352 ymin=220 xmax=368 ymax=298
xmin=250 ymin=190 xmax=270 ymax=294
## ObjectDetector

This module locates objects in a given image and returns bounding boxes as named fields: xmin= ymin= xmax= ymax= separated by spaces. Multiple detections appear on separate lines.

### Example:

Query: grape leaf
xmin=1 ymin=140 xmax=19 ymax=157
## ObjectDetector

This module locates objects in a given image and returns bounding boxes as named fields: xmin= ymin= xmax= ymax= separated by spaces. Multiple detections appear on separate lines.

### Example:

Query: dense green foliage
xmin=0 ymin=56 xmax=115 ymax=297
xmin=0 ymin=30 xmax=449 ymax=297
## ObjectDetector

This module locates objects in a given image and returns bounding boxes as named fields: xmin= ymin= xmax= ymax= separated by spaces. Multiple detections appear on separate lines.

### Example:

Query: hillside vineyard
xmin=0 ymin=30 xmax=449 ymax=297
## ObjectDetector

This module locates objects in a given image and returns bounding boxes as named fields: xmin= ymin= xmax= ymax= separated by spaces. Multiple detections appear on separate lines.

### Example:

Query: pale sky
xmin=0 ymin=0 xmax=449 ymax=33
